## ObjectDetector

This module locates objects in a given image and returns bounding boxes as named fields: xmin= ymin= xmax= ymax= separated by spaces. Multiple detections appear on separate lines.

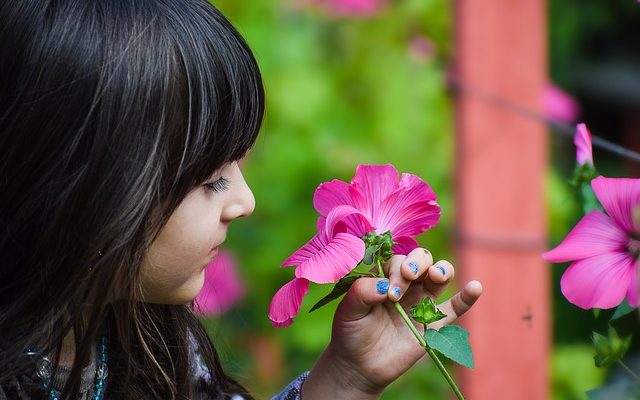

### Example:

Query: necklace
xmin=26 ymin=334 xmax=108 ymax=400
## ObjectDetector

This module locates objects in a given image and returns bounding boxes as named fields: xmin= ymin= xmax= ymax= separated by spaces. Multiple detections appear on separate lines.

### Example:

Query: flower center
xmin=628 ymin=239 xmax=640 ymax=259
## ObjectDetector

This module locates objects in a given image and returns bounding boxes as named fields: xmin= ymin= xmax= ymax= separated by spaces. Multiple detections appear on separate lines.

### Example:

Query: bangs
xmin=163 ymin=1 xmax=264 ymax=192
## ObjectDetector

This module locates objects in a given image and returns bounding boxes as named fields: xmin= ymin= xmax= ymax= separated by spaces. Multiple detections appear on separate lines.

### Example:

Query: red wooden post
xmin=454 ymin=1 xmax=549 ymax=399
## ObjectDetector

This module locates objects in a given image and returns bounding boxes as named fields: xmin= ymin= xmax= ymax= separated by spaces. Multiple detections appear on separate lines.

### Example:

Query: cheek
xmin=140 ymin=257 xmax=208 ymax=304
xmin=139 ymin=192 xmax=223 ymax=303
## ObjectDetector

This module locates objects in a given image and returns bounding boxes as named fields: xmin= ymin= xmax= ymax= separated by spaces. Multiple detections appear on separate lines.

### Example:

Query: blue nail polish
xmin=409 ymin=262 xmax=419 ymax=275
xmin=437 ymin=265 xmax=446 ymax=276
xmin=392 ymin=287 xmax=402 ymax=298
xmin=376 ymin=280 xmax=389 ymax=295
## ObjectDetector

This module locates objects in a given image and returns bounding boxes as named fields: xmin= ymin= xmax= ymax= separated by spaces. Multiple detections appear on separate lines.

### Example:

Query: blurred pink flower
xmin=408 ymin=35 xmax=436 ymax=63
xmin=304 ymin=0 xmax=385 ymax=17
xmin=269 ymin=164 xmax=440 ymax=327
xmin=543 ymin=176 xmax=640 ymax=309
xmin=575 ymin=123 xmax=594 ymax=166
xmin=194 ymin=251 xmax=245 ymax=316
xmin=543 ymin=84 xmax=580 ymax=123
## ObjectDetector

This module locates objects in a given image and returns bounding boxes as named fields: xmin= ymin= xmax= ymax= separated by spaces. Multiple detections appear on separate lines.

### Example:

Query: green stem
xmin=376 ymin=256 xmax=384 ymax=277
xmin=393 ymin=302 xmax=465 ymax=400
xmin=375 ymin=257 xmax=464 ymax=399
xmin=617 ymin=360 xmax=640 ymax=381
xmin=425 ymin=348 xmax=464 ymax=400
xmin=393 ymin=302 xmax=426 ymax=347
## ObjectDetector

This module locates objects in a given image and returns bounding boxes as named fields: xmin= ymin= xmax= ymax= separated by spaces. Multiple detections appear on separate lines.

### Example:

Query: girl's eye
xmin=204 ymin=176 xmax=229 ymax=193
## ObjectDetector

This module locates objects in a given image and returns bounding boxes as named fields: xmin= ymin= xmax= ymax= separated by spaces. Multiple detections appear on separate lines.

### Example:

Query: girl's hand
xmin=301 ymin=248 xmax=483 ymax=399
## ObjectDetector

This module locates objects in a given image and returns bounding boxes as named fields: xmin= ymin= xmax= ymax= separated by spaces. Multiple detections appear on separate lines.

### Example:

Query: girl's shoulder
xmin=0 ymin=374 xmax=44 ymax=400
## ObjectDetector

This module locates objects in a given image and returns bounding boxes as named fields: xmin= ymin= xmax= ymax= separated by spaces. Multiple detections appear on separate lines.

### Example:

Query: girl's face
xmin=140 ymin=161 xmax=255 ymax=304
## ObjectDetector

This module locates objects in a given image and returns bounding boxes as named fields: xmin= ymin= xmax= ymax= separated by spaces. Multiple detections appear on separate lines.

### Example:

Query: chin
xmin=149 ymin=271 xmax=207 ymax=305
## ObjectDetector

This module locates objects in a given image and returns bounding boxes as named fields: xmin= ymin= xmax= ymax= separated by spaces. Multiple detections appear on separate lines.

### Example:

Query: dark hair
xmin=0 ymin=0 xmax=264 ymax=398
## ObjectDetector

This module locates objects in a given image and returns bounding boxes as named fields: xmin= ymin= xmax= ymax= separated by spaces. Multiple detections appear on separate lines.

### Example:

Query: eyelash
xmin=204 ymin=176 xmax=229 ymax=193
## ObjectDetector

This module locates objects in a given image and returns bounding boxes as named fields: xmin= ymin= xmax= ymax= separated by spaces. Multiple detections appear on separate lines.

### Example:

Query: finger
xmin=387 ymin=248 xmax=434 ymax=302
xmin=398 ymin=259 xmax=455 ymax=308
xmin=381 ymin=254 xmax=404 ymax=276
xmin=421 ymin=260 xmax=455 ymax=299
xmin=380 ymin=255 xmax=408 ymax=301
xmin=429 ymin=280 xmax=483 ymax=330
xmin=336 ymin=277 xmax=390 ymax=322
xmin=400 ymin=248 xmax=433 ymax=282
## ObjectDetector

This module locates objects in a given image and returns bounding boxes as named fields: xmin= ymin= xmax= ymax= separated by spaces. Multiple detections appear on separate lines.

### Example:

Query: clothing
xmin=270 ymin=372 xmax=308 ymax=400
xmin=0 ymin=361 xmax=308 ymax=400
xmin=1 ymin=330 xmax=308 ymax=399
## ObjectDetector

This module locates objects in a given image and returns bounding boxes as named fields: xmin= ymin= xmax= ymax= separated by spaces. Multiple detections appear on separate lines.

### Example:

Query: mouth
xmin=210 ymin=246 xmax=219 ymax=256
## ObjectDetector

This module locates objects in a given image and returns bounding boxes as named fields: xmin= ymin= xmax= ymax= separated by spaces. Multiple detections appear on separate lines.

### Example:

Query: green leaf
xmin=425 ymin=325 xmax=474 ymax=368
xmin=363 ymin=244 xmax=380 ymax=265
xmin=591 ymin=326 xmax=632 ymax=368
xmin=580 ymin=183 xmax=603 ymax=214
xmin=610 ymin=300 xmax=636 ymax=321
xmin=309 ymin=275 xmax=360 ymax=313
xmin=410 ymin=297 xmax=447 ymax=325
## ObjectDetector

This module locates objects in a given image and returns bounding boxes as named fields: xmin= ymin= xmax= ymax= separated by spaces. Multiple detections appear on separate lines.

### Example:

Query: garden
xmin=195 ymin=1 xmax=640 ymax=398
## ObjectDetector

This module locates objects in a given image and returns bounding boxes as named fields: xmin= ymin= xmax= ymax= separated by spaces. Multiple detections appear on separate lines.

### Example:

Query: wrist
xmin=302 ymin=345 xmax=383 ymax=400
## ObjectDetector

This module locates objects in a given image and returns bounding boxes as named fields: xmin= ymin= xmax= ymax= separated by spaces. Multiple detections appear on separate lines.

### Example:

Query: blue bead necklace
xmin=26 ymin=333 xmax=108 ymax=400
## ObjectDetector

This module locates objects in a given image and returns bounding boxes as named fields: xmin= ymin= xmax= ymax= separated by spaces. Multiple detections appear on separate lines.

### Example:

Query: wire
xmin=448 ymin=75 xmax=640 ymax=163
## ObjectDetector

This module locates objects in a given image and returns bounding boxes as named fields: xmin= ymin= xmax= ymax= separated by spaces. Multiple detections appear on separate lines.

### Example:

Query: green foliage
xmin=610 ymin=300 xmax=636 ymax=322
xmin=425 ymin=326 xmax=474 ymax=368
xmin=552 ymin=345 xmax=606 ymax=400
xmin=592 ymin=326 xmax=632 ymax=368
xmin=363 ymin=231 xmax=395 ymax=264
xmin=309 ymin=274 xmax=361 ymax=312
xmin=410 ymin=297 xmax=447 ymax=325
xmin=208 ymin=1 xmax=455 ymax=394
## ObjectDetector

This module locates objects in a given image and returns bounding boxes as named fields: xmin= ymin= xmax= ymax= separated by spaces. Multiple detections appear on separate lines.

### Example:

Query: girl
xmin=0 ymin=0 xmax=482 ymax=399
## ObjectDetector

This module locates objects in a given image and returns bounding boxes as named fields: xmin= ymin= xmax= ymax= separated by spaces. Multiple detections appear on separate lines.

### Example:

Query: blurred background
xmin=199 ymin=0 xmax=640 ymax=398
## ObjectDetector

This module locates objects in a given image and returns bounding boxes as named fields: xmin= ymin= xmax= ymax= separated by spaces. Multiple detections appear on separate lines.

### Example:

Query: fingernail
xmin=436 ymin=265 xmax=446 ymax=276
xmin=408 ymin=262 xmax=419 ymax=275
xmin=391 ymin=287 xmax=402 ymax=298
xmin=376 ymin=280 xmax=389 ymax=295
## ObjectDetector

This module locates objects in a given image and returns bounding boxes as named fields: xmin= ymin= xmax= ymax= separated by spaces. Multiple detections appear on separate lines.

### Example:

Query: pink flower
xmin=312 ymin=164 xmax=440 ymax=254
xmin=543 ymin=176 xmax=640 ymax=309
xmin=543 ymin=84 xmax=580 ymax=123
xmin=194 ymin=251 xmax=245 ymax=316
xmin=575 ymin=123 xmax=594 ymax=166
xmin=269 ymin=164 xmax=441 ymax=327
xmin=302 ymin=0 xmax=385 ymax=17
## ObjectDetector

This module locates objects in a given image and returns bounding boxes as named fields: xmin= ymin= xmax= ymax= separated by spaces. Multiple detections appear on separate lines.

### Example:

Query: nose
xmin=221 ymin=165 xmax=255 ymax=222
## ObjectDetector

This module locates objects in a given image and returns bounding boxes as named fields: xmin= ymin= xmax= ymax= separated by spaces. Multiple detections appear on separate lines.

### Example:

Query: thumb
xmin=335 ymin=277 xmax=389 ymax=321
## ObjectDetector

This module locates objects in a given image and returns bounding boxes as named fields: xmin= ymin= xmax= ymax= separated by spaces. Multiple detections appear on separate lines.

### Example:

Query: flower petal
xmin=560 ymin=251 xmax=636 ymax=309
xmin=295 ymin=232 xmax=365 ymax=283
xmin=282 ymin=232 xmax=326 ymax=267
xmin=627 ymin=261 xmax=640 ymax=307
xmin=375 ymin=175 xmax=440 ymax=236
xmin=282 ymin=206 xmax=371 ymax=269
xmin=350 ymin=164 xmax=400 ymax=221
xmin=392 ymin=236 xmax=419 ymax=255
xmin=194 ymin=252 xmax=245 ymax=316
xmin=324 ymin=204 xmax=374 ymax=237
xmin=268 ymin=278 xmax=310 ymax=328
xmin=543 ymin=211 xmax=627 ymax=263
xmin=313 ymin=179 xmax=353 ymax=216
xmin=591 ymin=176 xmax=640 ymax=234
xmin=574 ymin=123 xmax=594 ymax=166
